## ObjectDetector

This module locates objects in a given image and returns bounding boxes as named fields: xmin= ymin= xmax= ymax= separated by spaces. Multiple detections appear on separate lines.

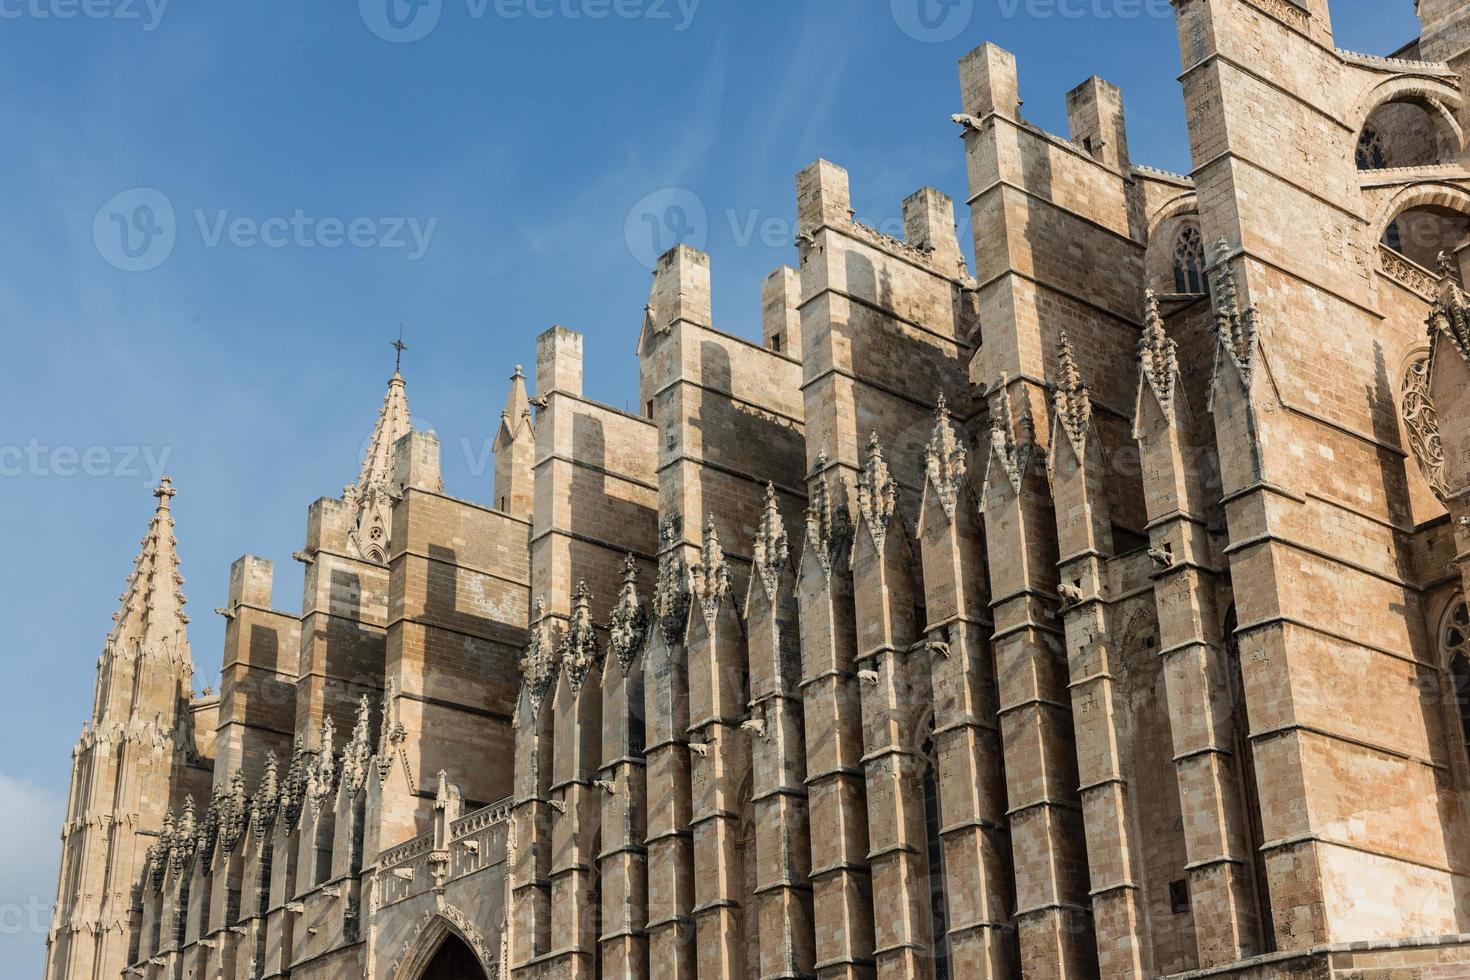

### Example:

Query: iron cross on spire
xmin=392 ymin=324 xmax=408 ymax=373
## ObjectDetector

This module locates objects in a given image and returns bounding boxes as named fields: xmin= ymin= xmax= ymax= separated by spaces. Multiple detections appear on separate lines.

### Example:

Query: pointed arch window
xmin=1173 ymin=225 xmax=1207 ymax=294
xmin=920 ymin=723 xmax=951 ymax=980
xmin=1443 ymin=600 xmax=1470 ymax=768
xmin=1357 ymin=126 xmax=1387 ymax=171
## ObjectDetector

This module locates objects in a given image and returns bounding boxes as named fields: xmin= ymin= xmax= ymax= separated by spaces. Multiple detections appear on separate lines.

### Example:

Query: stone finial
xmin=855 ymin=433 xmax=899 ymax=553
xmin=221 ymin=769 xmax=248 ymax=852
xmin=560 ymin=582 xmax=600 ymax=694
xmin=805 ymin=452 xmax=851 ymax=574
xmin=607 ymin=555 xmax=648 ymax=675
xmin=521 ymin=598 xmax=559 ymax=717
xmin=1209 ymin=241 xmax=1259 ymax=403
xmin=653 ymin=515 xmax=692 ymax=647
xmin=252 ymin=752 xmax=279 ymax=841
xmin=340 ymin=695 xmax=375 ymax=798
xmin=923 ymin=395 xmax=967 ymax=520
xmin=690 ymin=516 xmax=732 ymax=626
xmin=307 ymin=716 xmax=337 ymax=816
xmin=1138 ymin=288 xmax=1179 ymax=411
xmin=752 ymin=484 xmax=790 ymax=599
xmin=1052 ymin=332 xmax=1092 ymax=456
xmin=279 ymin=736 xmax=309 ymax=830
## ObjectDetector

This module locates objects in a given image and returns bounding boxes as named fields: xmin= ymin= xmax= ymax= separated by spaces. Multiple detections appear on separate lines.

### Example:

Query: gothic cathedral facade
xmin=44 ymin=1 xmax=1470 ymax=977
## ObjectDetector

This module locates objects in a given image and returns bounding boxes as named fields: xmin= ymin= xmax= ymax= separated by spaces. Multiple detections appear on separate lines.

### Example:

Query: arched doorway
xmin=417 ymin=933 xmax=489 ymax=980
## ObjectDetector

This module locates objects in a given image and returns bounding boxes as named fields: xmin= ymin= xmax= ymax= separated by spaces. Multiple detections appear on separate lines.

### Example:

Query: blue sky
xmin=0 ymin=0 xmax=1421 ymax=972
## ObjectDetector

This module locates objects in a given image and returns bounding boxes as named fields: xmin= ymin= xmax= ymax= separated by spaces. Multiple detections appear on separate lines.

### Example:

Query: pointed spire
xmin=804 ymin=451 xmax=850 ymax=574
xmin=560 ymin=582 xmax=600 ymax=694
xmin=105 ymin=478 xmax=193 ymax=677
xmin=1138 ymin=289 xmax=1179 ymax=411
xmin=923 ymin=396 xmax=967 ymax=519
xmin=347 ymin=367 xmax=413 ymax=562
xmin=752 ymin=485 xmax=790 ymax=599
xmin=653 ymin=514 xmax=692 ymax=647
xmin=607 ymin=555 xmax=649 ymax=675
xmin=1052 ymin=332 xmax=1091 ymax=455
xmin=355 ymin=372 xmax=412 ymax=501
xmin=690 ymin=516 xmax=732 ymax=625
xmin=278 ymin=736 xmax=309 ymax=830
xmin=854 ymin=432 xmax=899 ymax=551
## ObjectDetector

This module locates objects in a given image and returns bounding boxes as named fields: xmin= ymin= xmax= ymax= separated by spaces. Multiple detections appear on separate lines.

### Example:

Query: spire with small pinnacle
xmin=607 ymin=556 xmax=648 ymax=675
xmin=1052 ymin=332 xmax=1092 ymax=456
xmin=752 ymin=485 xmax=790 ymax=599
xmin=690 ymin=516 xmax=732 ymax=626
xmin=1209 ymin=240 xmax=1259 ymax=397
xmin=854 ymin=433 xmax=899 ymax=552
xmin=560 ymin=582 xmax=601 ymax=694
xmin=105 ymin=478 xmax=193 ymax=672
xmin=1138 ymin=289 xmax=1179 ymax=411
xmin=804 ymin=452 xmax=850 ymax=574
xmin=923 ymin=396 xmax=967 ymax=519
xmin=493 ymin=365 xmax=536 ymax=520
xmin=346 ymin=347 xmax=414 ymax=561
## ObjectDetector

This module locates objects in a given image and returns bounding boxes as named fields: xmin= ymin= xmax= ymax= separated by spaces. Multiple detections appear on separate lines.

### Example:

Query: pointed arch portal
xmin=393 ymin=909 xmax=496 ymax=980
xmin=415 ymin=933 xmax=489 ymax=980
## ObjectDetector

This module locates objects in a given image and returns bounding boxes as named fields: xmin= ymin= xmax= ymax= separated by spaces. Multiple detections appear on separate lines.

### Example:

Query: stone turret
xmin=46 ymin=479 xmax=203 ymax=980
xmin=346 ymin=371 xmax=412 ymax=563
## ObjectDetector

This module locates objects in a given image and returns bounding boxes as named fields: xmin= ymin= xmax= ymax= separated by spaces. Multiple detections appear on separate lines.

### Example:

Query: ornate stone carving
xmin=805 ymin=453 xmax=851 ymax=574
xmin=653 ymin=514 xmax=692 ymax=647
xmin=854 ymin=432 xmax=899 ymax=553
xmin=521 ymin=598 xmax=559 ymax=717
xmin=1052 ymin=332 xmax=1091 ymax=457
xmin=1429 ymin=252 xmax=1470 ymax=365
xmin=560 ymin=582 xmax=600 ymax=694
xmin=690 ymin=517 xmax=732 ymax=627
xmin=606 ymin=555 xmax=648 ymax=675
xmin=1137 ymin=288 xmax=1179 ymax=413
xmin=278 ymin=736 xmax=309 ymax=830
xmin=220 ymin=769 xmax=248 ymax=852
xmin=1208 ymin=241 xmax=1260 ymax=408
xmin=1403 ymin=353 xmax=1450 ymax=501
xmin=251 ymin=751 xmax=279 ymax=841
xmin=752 ymin=484 xmax=790 ymax=599
xmin=982 ymin=382 xmax=1030 ymax=500
xmin=340 ymin=695 xmax=375 ymax=798
xmin=307 ymin=716 xmax=337 ymax=817
xmin=923 ymin=396 xmax=966 ymax=520
xmin=1379 ymin=245 xmax=1439 ymax=300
